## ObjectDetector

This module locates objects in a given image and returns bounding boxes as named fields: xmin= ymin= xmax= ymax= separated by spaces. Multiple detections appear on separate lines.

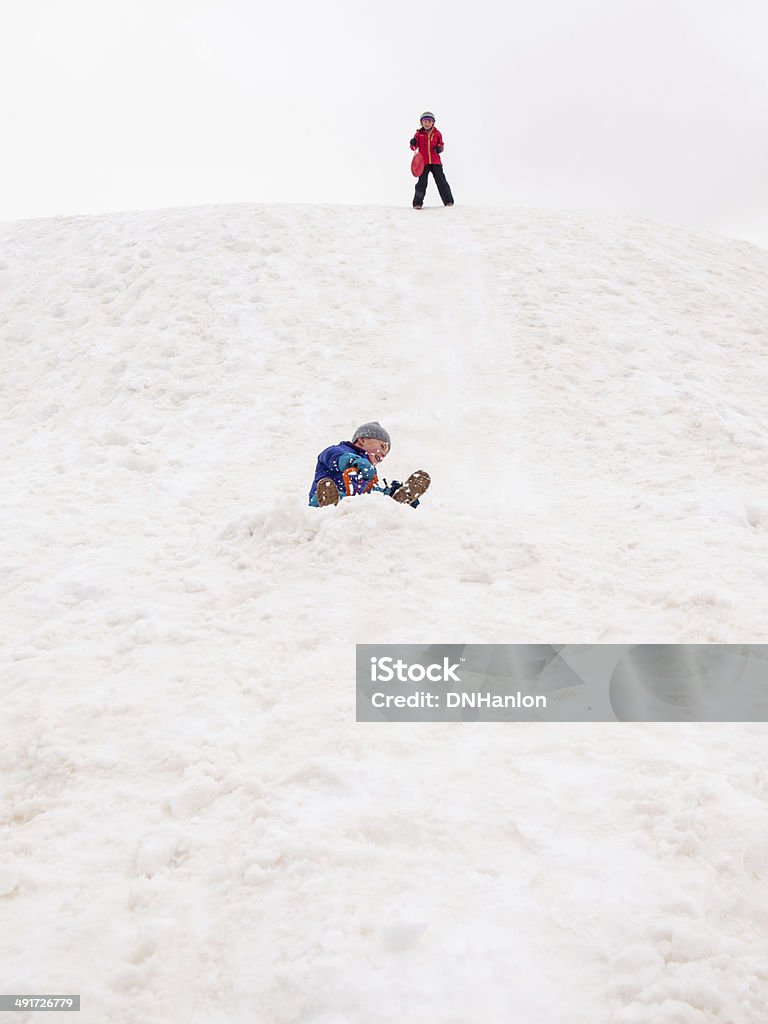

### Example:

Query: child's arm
xmin=317 ymin=444 xmax=374 ymax=479
xmin=338 ymin=452 xmax=375 ymax=479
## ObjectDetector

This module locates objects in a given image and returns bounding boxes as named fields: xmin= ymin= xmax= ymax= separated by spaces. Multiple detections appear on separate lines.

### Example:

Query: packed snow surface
xmin=1 ymin=203 xmax=767 ymax=1023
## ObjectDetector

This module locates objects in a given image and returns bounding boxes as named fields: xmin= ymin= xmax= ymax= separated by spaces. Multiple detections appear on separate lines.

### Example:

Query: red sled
xmin=411 ymin=151 xmax=425 ymax=177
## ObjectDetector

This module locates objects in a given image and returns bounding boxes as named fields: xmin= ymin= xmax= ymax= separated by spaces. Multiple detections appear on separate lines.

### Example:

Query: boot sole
xmin=391 ymin=470 xmax=431 ymax=504
xmin=316 ymin=478 xmax=340 ymax=506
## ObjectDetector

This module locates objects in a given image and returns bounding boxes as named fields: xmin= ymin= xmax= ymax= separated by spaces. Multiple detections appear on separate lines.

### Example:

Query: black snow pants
xmin=413 ymin=164 xmax=454 ymax=207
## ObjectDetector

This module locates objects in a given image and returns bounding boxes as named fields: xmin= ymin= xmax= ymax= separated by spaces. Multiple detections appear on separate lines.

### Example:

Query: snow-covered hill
xmin=2 ymin=203 xmax=767 ymax=1023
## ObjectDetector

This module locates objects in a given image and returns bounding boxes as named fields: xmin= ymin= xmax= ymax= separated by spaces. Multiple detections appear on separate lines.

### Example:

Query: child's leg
xmin=432 ymin=165 xmax=454 ymax=205
xmin=413 ymin=167 xmax=430 ymax=208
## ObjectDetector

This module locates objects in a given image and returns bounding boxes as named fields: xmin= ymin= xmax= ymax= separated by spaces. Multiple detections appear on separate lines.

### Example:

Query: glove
xmin=409 ymin=137 xmax=417 ymax=148
xmin=338 ymin=453 xmax=375 ymax=480
xmin=435 ymin=144 xmax=443 ymax=154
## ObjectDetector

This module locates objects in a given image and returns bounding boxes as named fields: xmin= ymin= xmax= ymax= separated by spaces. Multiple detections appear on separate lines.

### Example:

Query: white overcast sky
xmin=1 ymin=0 xmax=767 ymax=247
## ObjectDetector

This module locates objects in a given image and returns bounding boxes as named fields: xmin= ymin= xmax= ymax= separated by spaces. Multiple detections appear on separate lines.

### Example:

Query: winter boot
xmin=390 ymin=470 xmax=431 ymax=507
xmin=316 ymin=478 xmax=340 ymax=507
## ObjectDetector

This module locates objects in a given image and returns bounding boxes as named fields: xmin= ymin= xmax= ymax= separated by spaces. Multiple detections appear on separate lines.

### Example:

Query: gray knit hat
xmin=352 ymin=421 xmax=391 ymax=446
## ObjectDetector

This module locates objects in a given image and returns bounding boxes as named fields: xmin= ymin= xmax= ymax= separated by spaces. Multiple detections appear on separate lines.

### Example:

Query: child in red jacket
xmin=409 ymin=111 xmax=455 ymax=209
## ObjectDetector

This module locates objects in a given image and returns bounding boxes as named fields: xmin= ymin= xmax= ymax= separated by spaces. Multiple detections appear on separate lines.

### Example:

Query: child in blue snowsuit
xmin=308 ymin=421 xmax=430 ymax=508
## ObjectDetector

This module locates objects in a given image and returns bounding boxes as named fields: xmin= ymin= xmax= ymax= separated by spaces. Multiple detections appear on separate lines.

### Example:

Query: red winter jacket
xmin=410 ymin=126 xmax=444 ymax=166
